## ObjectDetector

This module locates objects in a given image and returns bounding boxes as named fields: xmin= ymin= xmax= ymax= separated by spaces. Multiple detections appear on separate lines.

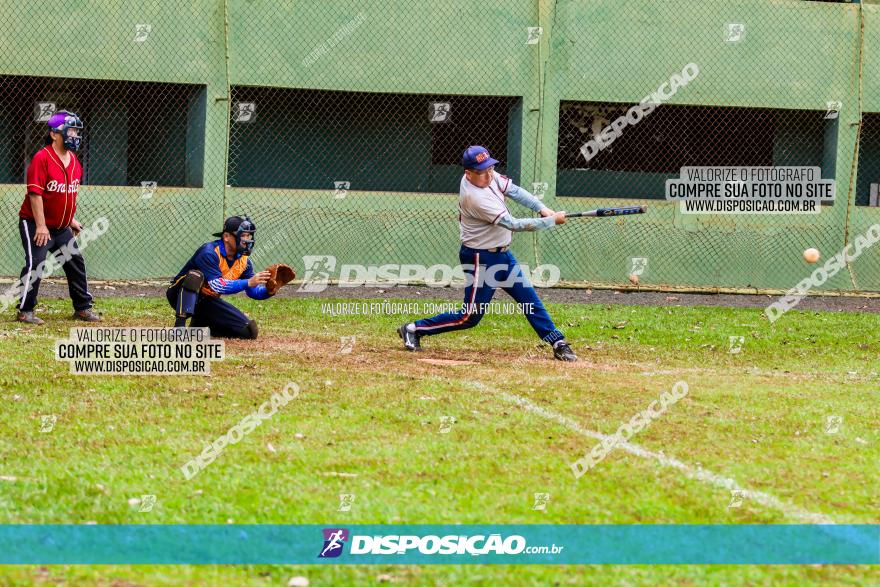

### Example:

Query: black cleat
xmin=553 ymin=341 xmax=577 ymax=362
xmin=398 ymin=323 xmax=422 ymax=351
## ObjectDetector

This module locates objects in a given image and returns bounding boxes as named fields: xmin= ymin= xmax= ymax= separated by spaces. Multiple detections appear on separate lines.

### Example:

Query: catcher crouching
xmin=167 ymin=216 xmax=295 ymax=338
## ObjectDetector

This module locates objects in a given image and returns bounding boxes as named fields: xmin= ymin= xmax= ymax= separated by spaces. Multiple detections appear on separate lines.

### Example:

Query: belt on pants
xmin=474 ymin=245 xmax=509 ymax=253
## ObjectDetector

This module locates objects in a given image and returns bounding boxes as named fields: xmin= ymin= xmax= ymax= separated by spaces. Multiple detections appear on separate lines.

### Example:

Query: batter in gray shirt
xmin=458 ymin=172 xmax=557 ymax=249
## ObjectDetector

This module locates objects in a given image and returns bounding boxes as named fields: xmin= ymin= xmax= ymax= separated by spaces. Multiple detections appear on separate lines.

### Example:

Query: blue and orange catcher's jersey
xmin=171 ymin=240 xmax=256 ymax=297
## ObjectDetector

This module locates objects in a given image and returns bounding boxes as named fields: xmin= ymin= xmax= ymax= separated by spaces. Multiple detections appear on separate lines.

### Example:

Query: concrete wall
xmin=0 ymin=0 xmax=878 ymax=292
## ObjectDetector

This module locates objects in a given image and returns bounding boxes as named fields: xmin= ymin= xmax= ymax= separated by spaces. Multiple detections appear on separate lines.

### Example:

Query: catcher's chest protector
xmin=200 ymin=247 xmax=250 ymax=297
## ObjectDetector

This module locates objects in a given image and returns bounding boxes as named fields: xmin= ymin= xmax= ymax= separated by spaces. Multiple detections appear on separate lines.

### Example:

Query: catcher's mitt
xmin=264 ymin=263 xmax=296 ymax=295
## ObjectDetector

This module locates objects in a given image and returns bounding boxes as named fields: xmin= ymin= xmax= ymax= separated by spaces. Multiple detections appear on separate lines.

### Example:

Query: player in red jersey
xmin=17 ymin=110 xmax=100 ymax=324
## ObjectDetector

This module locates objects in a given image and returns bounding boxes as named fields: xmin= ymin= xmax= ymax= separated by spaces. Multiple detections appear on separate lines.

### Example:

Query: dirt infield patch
xmin=417 ymin=358 xmax=478 ymax=366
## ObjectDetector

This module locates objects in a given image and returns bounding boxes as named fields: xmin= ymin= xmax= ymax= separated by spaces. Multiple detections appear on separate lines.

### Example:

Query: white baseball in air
xmin=803 ymin=248 xmax=820 ymax=264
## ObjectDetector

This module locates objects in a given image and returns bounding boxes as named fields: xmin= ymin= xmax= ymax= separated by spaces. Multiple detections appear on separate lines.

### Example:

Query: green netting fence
xmin=1 ymin=0 xmax=879 ymax=293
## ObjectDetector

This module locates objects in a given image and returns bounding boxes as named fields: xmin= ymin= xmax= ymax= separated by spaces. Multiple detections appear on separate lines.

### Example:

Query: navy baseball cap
xmin=461 ymin=145 xmax=499 ymax=170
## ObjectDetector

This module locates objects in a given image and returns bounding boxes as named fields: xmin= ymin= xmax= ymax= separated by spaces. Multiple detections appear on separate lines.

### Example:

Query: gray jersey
xmin=458 ymin=173 xmax=555 ymax=249
xmin=458 ymin=173 xmax=513 ymax=249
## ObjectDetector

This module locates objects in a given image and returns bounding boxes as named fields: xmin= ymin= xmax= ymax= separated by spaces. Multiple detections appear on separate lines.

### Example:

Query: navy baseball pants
xmin=166 ymin=282 xmax=253 ymax=339
xmin=414 ymin=245 xmax=565 ymax=344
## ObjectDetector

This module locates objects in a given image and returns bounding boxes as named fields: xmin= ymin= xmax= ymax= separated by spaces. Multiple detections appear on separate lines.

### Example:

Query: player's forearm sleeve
xmin=496 ymin=214 xmax=556 ymax=232
xmin=505 ymin=184 xmax=545 ymax=213
xmin=207 ymin=278 xmax=249 ymax=295
xmin=246 ymin=284 xmax=270 ymax=300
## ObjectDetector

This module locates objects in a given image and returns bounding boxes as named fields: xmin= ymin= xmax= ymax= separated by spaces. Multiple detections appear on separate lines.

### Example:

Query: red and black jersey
xmin=20 ymin=146 xmax=82 ymax=229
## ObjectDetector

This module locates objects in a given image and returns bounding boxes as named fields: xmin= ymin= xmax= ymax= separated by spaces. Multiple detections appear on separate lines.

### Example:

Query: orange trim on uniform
xmin=199 ymin=246 xmax=250 ymax=297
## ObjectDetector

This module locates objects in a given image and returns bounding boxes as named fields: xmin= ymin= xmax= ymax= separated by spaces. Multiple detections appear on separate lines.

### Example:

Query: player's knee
xmin=241 ymin=319 xmax=258 ymax=340
xmin=463 ymin=312 xmax=484 ymax=328
xmin=182 ymin=270 xmax=204 ymax=292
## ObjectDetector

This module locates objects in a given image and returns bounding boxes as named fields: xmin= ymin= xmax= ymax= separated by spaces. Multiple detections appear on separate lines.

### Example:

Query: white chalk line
xmin=466 ymin=381 xmax=836 ymax=525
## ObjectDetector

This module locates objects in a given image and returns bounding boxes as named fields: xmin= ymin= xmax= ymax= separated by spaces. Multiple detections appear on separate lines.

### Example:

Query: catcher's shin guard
xmin=175 ymin=270 xmax=204 ymax=326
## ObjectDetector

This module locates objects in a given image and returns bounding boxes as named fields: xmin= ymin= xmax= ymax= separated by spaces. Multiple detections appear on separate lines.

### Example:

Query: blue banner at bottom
xmin=0 ymin=525 xmax=877 ymax=564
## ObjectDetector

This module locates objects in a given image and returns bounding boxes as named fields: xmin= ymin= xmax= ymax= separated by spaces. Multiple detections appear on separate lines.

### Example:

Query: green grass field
xmin=0 ymin=295 xmax=878 ymax=585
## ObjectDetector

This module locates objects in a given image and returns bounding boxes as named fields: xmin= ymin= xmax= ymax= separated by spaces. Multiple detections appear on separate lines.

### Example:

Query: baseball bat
xmin=565 ymin=205 xmax=648 ymax=218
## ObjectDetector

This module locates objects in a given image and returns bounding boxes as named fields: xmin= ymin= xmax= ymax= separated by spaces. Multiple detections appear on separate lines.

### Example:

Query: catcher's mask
xmin=213 ymin=216 xmax=256 ymax=255
xmin=47 ymin=110 xmax=84 ymax=152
